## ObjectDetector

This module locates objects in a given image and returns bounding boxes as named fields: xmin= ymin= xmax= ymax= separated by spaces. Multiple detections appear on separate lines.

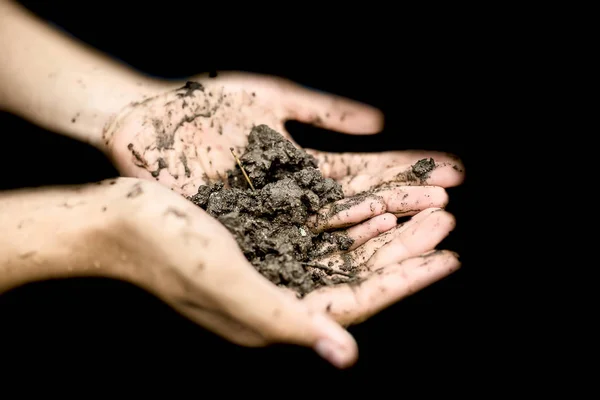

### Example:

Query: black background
xmin=1 ymin=1 xmax=488 ymax=387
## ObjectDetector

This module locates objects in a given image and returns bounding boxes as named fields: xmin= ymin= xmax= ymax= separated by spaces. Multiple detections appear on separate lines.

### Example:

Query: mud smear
xmin=188 ymin=125 xmax=360 ymax=296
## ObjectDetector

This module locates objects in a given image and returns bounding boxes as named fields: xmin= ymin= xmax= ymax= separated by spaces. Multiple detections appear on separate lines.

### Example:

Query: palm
xmin=105 ymin=72 xmax=464 ymax=199
xmin=105 ymin=73 xmax=339 ymax=196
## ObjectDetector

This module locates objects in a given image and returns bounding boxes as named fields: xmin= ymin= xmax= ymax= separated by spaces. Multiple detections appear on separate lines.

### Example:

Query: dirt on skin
xmin=188 ymin=124 xmax=437 ymax=296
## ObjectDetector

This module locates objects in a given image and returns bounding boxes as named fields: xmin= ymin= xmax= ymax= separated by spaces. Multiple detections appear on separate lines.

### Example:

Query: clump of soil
xmin=188 ymin=125 xmax=359 ymax=296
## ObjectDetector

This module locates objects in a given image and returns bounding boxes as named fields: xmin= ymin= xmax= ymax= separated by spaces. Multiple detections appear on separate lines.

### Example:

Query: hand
xmin=300 ymin=207 xmax=460 ymax=328
xmin=102 ymin=72 xmax=465 ymax=229
xmin=103 ymin=178 xmax=459 ymax=368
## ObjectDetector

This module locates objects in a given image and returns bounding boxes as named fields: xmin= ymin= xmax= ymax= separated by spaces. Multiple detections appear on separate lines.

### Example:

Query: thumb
xmin=222 ymin=268 xmax=358 ymax=368
xmin=280 ymin=81 xmax=384 ymax=135
xmin=304 ymin=312 xmax=360 ymax=369
xmin=276 ymin=307 xmax=359 ymax=369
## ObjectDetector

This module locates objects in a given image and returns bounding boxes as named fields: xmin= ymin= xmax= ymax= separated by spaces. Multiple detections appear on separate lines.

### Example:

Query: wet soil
xmin=188 ymin=125 xmax=359 ymax=296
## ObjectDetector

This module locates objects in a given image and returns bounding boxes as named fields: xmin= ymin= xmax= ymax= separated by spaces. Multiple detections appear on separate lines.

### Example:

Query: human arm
xmin=0 ymin=177 xmax=460 ymax=368
xmin=0 ymin=177 xmax=358 ymax=366
xmin=0 ymin=0 xmax=464 ymax=197
xmin=0 ymin=0 xmax=165 ymax=147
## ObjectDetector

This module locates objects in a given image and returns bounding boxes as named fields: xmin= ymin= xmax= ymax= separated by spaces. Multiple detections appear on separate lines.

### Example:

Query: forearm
xmin=0 ymin=0 xmax=167 ymax=148
xmin=0 ymin=180 xmax=136 ymax=293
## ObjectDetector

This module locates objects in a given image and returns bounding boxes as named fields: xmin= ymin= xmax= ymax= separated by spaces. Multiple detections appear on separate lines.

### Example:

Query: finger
xmin=338 ymin=160 xmax=464 ymax=196
xmin=307 ymin=185 xmax=447 ymax=233
xmin=345 ymin=213 xmax=397 ymax=250
xmin=307 ymin=193 xmax=387 ymax=233
xmin=217 ymin=261 xmax=358 ymax=369
xmin=373 ymin=186 xmax=449 ymax=217
xmin=280 ymin=81 xmax=384 ymax=134
xmin=313 ymin=208 xmax=441 ymax=272
xmin=310 ymin=213 xmax=397 ymax=260
xmin=303 ymin=250 xmax=461 ymax=327
xmin=366 ymin=209 xmax=456 ymax=270
xmin=308 ymin=149 xmax=465 ymax=181
xmin=349 ymin=207 xmax=445 ymax=269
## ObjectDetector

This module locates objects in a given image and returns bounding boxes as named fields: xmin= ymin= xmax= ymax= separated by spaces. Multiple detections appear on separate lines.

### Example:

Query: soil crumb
xmin=411 ymin=157 xmax=435 ymax=179
xmin=188 ymin=125 xmax=360 ymax=296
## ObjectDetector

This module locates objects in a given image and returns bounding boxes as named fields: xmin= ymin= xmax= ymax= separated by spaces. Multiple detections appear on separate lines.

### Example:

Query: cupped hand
xmin=108 ymin=178 xmax=459 ymax=369
xmin=102 ymin=72 xmax=464 ymax=228
xmin=299 ymin=208 xmax=460 ymax=327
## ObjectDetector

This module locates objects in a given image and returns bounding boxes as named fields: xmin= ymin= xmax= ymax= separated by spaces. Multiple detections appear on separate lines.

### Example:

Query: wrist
xmin=81 ymin=73 xmax=168 ymax=151
xmin=0 ymin=179 xmax=144 ymax=293
xmin=96 ymin=76 xmax=204 ymax=154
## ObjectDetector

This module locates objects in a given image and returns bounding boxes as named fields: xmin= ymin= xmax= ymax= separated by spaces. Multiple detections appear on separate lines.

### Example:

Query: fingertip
xmin=436 ymin=209 xmax=457 ymax=230
xmin=368 ymin=106 xmax=385 ymax=132
xmin=436 ymin=250 xmax=462 ymax=277
xmin=436 ymin=161 xmax=466 ymax=188
xmin=312 ymin=314 xmax=358 ymax=368
xmin=284 ymin=82 xmax=384 ymax=135
xmin=431 ymin=186 xmax=450 ymax=207
xmin=377 ymin=212 xmax=398 ymax=229
xmin=422 ymin=249 xmax=462 ymax=273
xmin=419 ymin=209 xmax=456 ymax=237
xmin=447 ymin=211 xmax=457 ymax=230
xmin=314 ymin=338 xmax=358 ymax=369
xmin=340 ymin=104 xmax=385 ymax=135
xmin=447 ymin=250 xmax=462 ymax=269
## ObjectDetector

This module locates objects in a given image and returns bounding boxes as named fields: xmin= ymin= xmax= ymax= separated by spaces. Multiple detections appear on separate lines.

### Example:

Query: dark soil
xmin=188 ymin=125 xmax=360 ymax=296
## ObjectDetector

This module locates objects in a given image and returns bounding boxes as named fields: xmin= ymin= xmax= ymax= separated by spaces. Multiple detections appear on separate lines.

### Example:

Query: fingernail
xmin=314 ymin=339 xmax=348 ymax=368
xmin=312 ymin=314 xmax=356 ymax=368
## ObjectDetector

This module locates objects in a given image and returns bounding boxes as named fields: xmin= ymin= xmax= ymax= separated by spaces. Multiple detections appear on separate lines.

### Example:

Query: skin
xmin=0 ymin=0 xmax=464 ymax=368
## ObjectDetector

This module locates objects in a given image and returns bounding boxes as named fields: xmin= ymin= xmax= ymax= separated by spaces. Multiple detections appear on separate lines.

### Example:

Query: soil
xmin=188 ymin=125 xmax=361 ymax=296
xmin=188 ymin=125 xmax=437 ymax=296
